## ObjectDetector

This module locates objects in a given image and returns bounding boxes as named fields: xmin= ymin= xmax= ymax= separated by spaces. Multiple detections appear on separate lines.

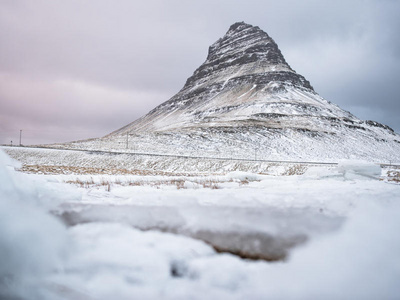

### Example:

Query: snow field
xmin=1 ymin=150 xmax=400 ymax=299
xmin=3 ymin=146 xmax=338 ymax=176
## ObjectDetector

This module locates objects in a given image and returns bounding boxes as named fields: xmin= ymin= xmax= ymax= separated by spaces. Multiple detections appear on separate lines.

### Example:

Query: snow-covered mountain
xmin=63 ymin=22 xmax=400 ymax=162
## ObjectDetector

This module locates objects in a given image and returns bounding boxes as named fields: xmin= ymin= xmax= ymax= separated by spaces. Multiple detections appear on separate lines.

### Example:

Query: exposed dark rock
xmin=365 ymin=120 xmax=394 ymax=133
xmin=344 ymin=124 xmax=367 ymax=131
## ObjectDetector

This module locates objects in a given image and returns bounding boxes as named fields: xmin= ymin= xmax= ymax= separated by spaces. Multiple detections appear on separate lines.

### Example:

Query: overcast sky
xmin=1 ymin=0 xmax=399 ymax=145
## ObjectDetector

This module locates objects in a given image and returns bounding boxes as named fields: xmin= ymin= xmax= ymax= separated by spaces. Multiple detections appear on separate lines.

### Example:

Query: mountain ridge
xmin=110 ymin=22 xmax=351 ymax=135
xmin=60 ymin=22 xmax=400 ymax=163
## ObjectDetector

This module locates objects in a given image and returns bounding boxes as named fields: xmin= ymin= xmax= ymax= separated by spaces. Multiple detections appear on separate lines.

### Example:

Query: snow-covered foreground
xmin=1 ymin=150 xmax=400 ymax=299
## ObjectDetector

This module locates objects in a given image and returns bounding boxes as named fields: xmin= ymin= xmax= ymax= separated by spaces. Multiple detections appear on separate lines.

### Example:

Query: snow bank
xmin=304 ymin=160 xmax=382 ymax=180
xmin=337 ymin=159 xmax=381 ymax=179
xmin=63 ymin=223 xmax=215 ymax=299
xmin=302 ymin=166 xmax=340 ymax=179
xmin=179 ymin=202 xmax=400 ymax=300
xmin=0 ymin=151 xmax=68 ymax=300
xmin=249 ymin=202 xmax=400 ymax=299
xmin=225 ymin=171 xmax=263 ymax=181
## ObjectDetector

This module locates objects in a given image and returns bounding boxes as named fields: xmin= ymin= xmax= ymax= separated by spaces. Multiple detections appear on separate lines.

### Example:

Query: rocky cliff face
xmin=71 ymin=22 xmax=400 ymax=162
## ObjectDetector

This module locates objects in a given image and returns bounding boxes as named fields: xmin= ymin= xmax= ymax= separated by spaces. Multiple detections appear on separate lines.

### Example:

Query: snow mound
xmin=226 ymin=171 xmax=262 ymax=181
xmin=302 ymin=166 xmax=340 ymax=179
xmin=337 ymin=160 xmax=381 ymax=179
xmin=262 ymin=202 xmax=400 ymax=299
xmin=65 ymin=222 xmax=215 ymax=299
xmin=0 ymin=150 xmax=68 ymax=300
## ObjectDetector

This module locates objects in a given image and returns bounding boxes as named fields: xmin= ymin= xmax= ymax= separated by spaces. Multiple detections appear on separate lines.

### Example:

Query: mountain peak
xmin=183 ymin=21 xmax=300 ymax=90
xmin=227 ymin=21 xmax=255 ymax=32
xmin=206 ymin=21 xmax=285 ymax=66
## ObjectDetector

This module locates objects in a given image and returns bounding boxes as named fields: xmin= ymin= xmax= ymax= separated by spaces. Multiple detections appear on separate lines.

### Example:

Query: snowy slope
xmin=52 ymin=22 xmax=400 ymax=163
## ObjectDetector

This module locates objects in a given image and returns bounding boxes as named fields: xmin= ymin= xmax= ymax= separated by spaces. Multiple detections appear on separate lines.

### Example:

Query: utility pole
xmin=19 ymin=130 xmax=22 ymax=146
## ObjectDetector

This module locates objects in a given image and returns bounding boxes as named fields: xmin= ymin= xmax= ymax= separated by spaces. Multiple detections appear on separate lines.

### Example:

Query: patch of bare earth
xmin=387 ymin=170 xmax=400 ymax=183
xmin=19 ymin=164 xmax=189 ymax=176
xmin=64 ymin=178 xmax=225 ymax=190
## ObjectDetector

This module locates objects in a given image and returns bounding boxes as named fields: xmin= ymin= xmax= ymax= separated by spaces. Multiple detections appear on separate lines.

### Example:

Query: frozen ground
xmin=1 ymin=146 xmax=337 ymax=176
xmin=1 ymin=149 xmax=400 ymax=299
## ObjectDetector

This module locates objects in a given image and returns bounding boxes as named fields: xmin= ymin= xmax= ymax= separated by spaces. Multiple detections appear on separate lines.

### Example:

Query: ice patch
xmin=337 ymin=160 xmax=381 ymax=179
